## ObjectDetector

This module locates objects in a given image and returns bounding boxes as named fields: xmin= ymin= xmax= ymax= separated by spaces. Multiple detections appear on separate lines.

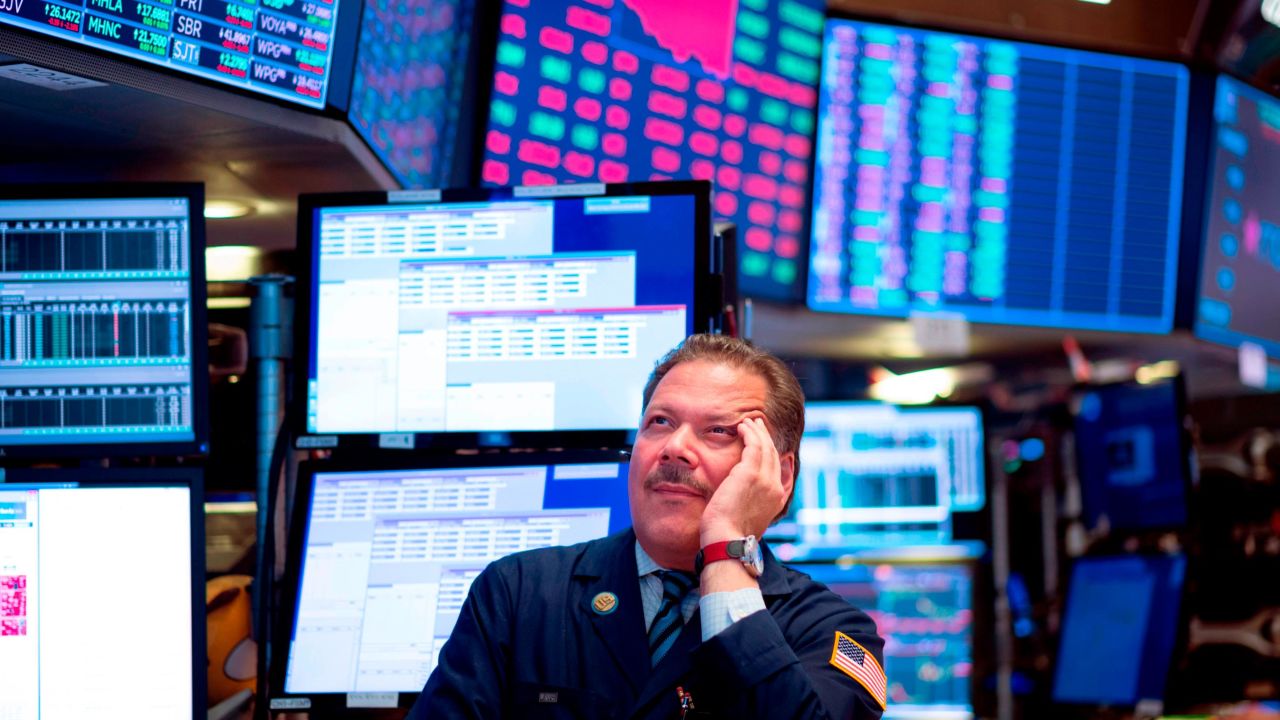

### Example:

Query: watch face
xmin=742 ymin=535 xmax=764 ymax=577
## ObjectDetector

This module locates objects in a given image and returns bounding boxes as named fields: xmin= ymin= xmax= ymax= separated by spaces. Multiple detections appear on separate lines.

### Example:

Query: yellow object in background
xmin=206 ymin=574 xmax=257 ymax=704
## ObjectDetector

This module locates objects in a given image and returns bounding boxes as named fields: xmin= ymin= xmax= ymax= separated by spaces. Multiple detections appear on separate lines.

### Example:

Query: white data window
xmin=0 ymin=485 xmax=194 ymax=720
xmin=318 ymin=203 xmax=555 ymax=261
xmin=285 ymin=465 xmax=619 ymax=695
xmin=398 ymin=253 xmax=636 ymax=311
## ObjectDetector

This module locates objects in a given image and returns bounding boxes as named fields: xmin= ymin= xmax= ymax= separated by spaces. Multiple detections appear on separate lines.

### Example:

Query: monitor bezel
xmin=0 ymin=182 xmax=211 ymax=460
xmin=1071 ymin=375 xmax=1196 ymax=535
xmin=806 ymin=12 xmax=1196 ymax=334
xmin=0 ymin=465 xmax=208 ymax=718
xmin=268 ymin=448 xmax=633 ymax=714
xmin=1050 ymin=551 xmax=1191 ymax=711
xmin=292 ymin=179 xmax=715 ymax=451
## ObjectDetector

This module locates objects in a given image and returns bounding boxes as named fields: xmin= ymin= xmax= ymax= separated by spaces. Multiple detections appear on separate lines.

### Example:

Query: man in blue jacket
xmin=408 ymin=334 xmax=886 ymax=719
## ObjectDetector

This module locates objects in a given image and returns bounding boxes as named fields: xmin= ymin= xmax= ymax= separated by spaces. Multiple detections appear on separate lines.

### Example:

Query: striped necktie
xmin=648 ymin=570 xmax=696 ymax=665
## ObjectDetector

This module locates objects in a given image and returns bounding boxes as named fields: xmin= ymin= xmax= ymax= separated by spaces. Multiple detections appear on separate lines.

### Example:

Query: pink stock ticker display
xmin=482 ymin=0 xmax=826 ymax=299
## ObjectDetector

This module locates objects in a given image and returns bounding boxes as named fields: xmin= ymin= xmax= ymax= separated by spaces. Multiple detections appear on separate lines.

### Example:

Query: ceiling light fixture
xmin=204 ymin=199 xmax=255 ymax=220
xmin=206 ymin=245 xmax=263 ymax=282
xmin=1265 ymin=0 xmax=1280 ymax=28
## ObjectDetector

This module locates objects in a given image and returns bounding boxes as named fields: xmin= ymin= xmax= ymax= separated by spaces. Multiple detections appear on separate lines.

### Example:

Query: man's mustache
xmin=644 ymin=464 xmax=712 ymax=498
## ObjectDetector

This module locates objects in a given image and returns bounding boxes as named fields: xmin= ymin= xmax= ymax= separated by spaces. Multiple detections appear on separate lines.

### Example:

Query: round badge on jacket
xmin=591 ymin=592 xmax=618 ymax=615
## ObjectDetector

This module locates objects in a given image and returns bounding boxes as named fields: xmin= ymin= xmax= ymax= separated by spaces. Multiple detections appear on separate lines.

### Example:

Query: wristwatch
xmin=694 ymin=535 xmax=764 ymax=577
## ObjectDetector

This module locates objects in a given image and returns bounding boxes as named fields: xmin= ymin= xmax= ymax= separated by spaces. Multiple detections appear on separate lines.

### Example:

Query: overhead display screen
xmin=809 ymin=19 xmax=1190 ymax=333
xmin=1195 ymin=74 xmax=1280 ymax=357
xmin=482 ymin=0 xmax=827 ymax=301
xmin=348 ymin=0 xmax=476 ymax=187
xmin=0 ymin=0 xmax=342 ymax=107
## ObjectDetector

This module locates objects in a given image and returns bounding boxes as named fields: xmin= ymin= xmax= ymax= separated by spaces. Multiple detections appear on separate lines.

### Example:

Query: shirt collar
xmin=635 ymin=539 xmax=664 ymax=578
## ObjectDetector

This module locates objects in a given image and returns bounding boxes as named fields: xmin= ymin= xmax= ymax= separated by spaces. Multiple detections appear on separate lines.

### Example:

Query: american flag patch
xmin=829 ymin=631 xmax=887 ymax=709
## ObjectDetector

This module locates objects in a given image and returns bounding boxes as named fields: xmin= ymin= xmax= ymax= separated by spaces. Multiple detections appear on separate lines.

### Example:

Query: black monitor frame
xmin=0 ymin=465 xmax=208 ymax=718
xmin=0 ymin=182 xmax=211 ymax=460
xmin=267 ymin=448 xmax=633 ymax=716
xmin=292 ymin=179 xmax=717 ymax=453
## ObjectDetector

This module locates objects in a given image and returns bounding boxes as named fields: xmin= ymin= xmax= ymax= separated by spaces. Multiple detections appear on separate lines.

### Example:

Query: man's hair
xmin=641 ymin=334 xmax=805 ymax=518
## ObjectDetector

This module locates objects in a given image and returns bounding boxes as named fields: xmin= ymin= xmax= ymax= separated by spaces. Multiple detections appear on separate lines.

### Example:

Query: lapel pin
xmin=591 ymin=592 xmax=618 ymax=615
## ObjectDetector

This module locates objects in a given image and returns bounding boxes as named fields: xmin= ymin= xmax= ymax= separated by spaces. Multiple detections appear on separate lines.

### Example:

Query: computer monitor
xmin=1073 ymin=378 xmax=1192 ymax=532
xmin=295 ymin=180 xmax=712 ymax=450
xmin=0 ymin=467 xmax=206 ymax=719
xmin=0 ymin=0 xmax=361 ymax=109
xmin=808 ymin=18 xmax=1190 ymax=333
xmin=273 ymin=450 xmax=632 ymax=713
xmin=347 ymin=0 xmax=479 ymax=187
xmin=800 ymin=559 xmax=976 ymax=719
xmin=1053 ymin=553 xmax=1186 ymax=709
xmin=770 ymin=403 xmax=984 ymax=557
xmin=481 ymin=0 xmax=827 ymax=301
xmin=0 ymin=184 xmax=209 ymax=458
xmin=1194 ymin=74 xmax=1280 ymax=357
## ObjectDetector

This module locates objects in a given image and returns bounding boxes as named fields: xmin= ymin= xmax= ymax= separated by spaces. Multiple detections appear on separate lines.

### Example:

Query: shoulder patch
xmin=829 ymin=631 xmax=887 ymax=709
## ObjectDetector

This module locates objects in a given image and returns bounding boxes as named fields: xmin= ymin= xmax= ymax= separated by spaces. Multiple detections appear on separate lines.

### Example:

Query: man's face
xmin=628 ymin=359 xmax=771 ymax=565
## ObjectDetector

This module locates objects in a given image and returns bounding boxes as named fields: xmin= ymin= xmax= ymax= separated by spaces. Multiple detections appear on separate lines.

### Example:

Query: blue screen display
xmin=1074 ymin=380 xmax=1188 ymax=531
xmin=809 ymin=19 xmax=1189 ymax=333
xmin=1053 ymin=553 xmax=1185 ymax=706
xmin=1195 ymin=75 xmax=1280 ymax=357
xmin=347 ymin=0 xmax=475 ymax=187
xmin=0 ymin=194 xmax=199 ymax=450
xmin=285 ymin=457 xmax=630 ymax=694
xmin=483 ymin=0 xmax=826 ymax=301
xmin=304 ymin=189 xmax=699 ymax=436
xmin=769 ymin=403 xmax=985 ymax=557
xmin=802 ymin=561 xmax=975 ymax=717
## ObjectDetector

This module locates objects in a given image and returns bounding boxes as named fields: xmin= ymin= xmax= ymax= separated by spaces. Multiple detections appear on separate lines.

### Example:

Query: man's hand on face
xmin=699 ymin=416 xmax=790 ymax=546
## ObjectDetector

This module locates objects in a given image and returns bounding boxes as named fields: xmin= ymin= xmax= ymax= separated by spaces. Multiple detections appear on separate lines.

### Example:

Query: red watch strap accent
xmin=699 ymin=540 xmax=736 ymax=566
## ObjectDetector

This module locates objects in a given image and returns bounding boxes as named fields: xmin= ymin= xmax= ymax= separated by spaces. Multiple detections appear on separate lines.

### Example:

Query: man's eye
xmin=649 ymin=416 xmax=670 ymax=426
xmin=709 ymin=427 xmax=731 ymax=435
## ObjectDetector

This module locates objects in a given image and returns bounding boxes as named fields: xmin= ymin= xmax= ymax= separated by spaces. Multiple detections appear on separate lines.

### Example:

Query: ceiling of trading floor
xmin=0 ymin=1 xmax=1267 ymax=392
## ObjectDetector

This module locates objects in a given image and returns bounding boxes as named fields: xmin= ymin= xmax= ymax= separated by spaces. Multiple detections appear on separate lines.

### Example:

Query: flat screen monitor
xmin=808 ymin=18 xmax=1190 ymax=333
xmin=0 ymin=467 xmax=206 ymax=719
xmin=1053 ymin=553 xmax=1186 ymax=708
xmin=273 ymin=451 xmax=632 ymax=712
xmin=0 ymin=184 xmax=209 ymax=458
xmin=347 ymin=0 xmax=478 ymax=187
xmin=770 ymin=403 xmax=984 ymax=557
xmin=0 ymin=0 xmax=358 ymax=108
xmin=481 ymin=0 xmax=827 ymax=301
xmin=296 ymin=180 xmax=711 ymax=449
xmin=1073 ymin=378 xmax=1191 ymax=532
xmin=1194 ymin=74 xmax=1280 ymax=357
xmin=801 ymin=559 xmax=976 ymax=719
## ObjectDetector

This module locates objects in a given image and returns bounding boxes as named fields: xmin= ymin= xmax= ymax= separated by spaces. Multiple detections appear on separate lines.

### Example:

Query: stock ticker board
xmin=0 ymin=0 xmax=340 ymax=107
xmin=809 ymin=19 xmax=1190 ymax=332
xmin=482 ymin=0 xmax=826 ymax=300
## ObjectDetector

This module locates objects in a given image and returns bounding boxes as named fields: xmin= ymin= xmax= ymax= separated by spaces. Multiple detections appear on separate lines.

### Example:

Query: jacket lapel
xmin=576 ymin=529 xmax=651 ymax=698
xmin=629 ymin=610 xmax=701 ymax=717
xmin=629 ymin=542 xmax=794 ymax=718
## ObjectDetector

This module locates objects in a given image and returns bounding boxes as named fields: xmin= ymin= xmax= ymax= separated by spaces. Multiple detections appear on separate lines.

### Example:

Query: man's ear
xmin=779 ymin=452 xmax=796 ymax=496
